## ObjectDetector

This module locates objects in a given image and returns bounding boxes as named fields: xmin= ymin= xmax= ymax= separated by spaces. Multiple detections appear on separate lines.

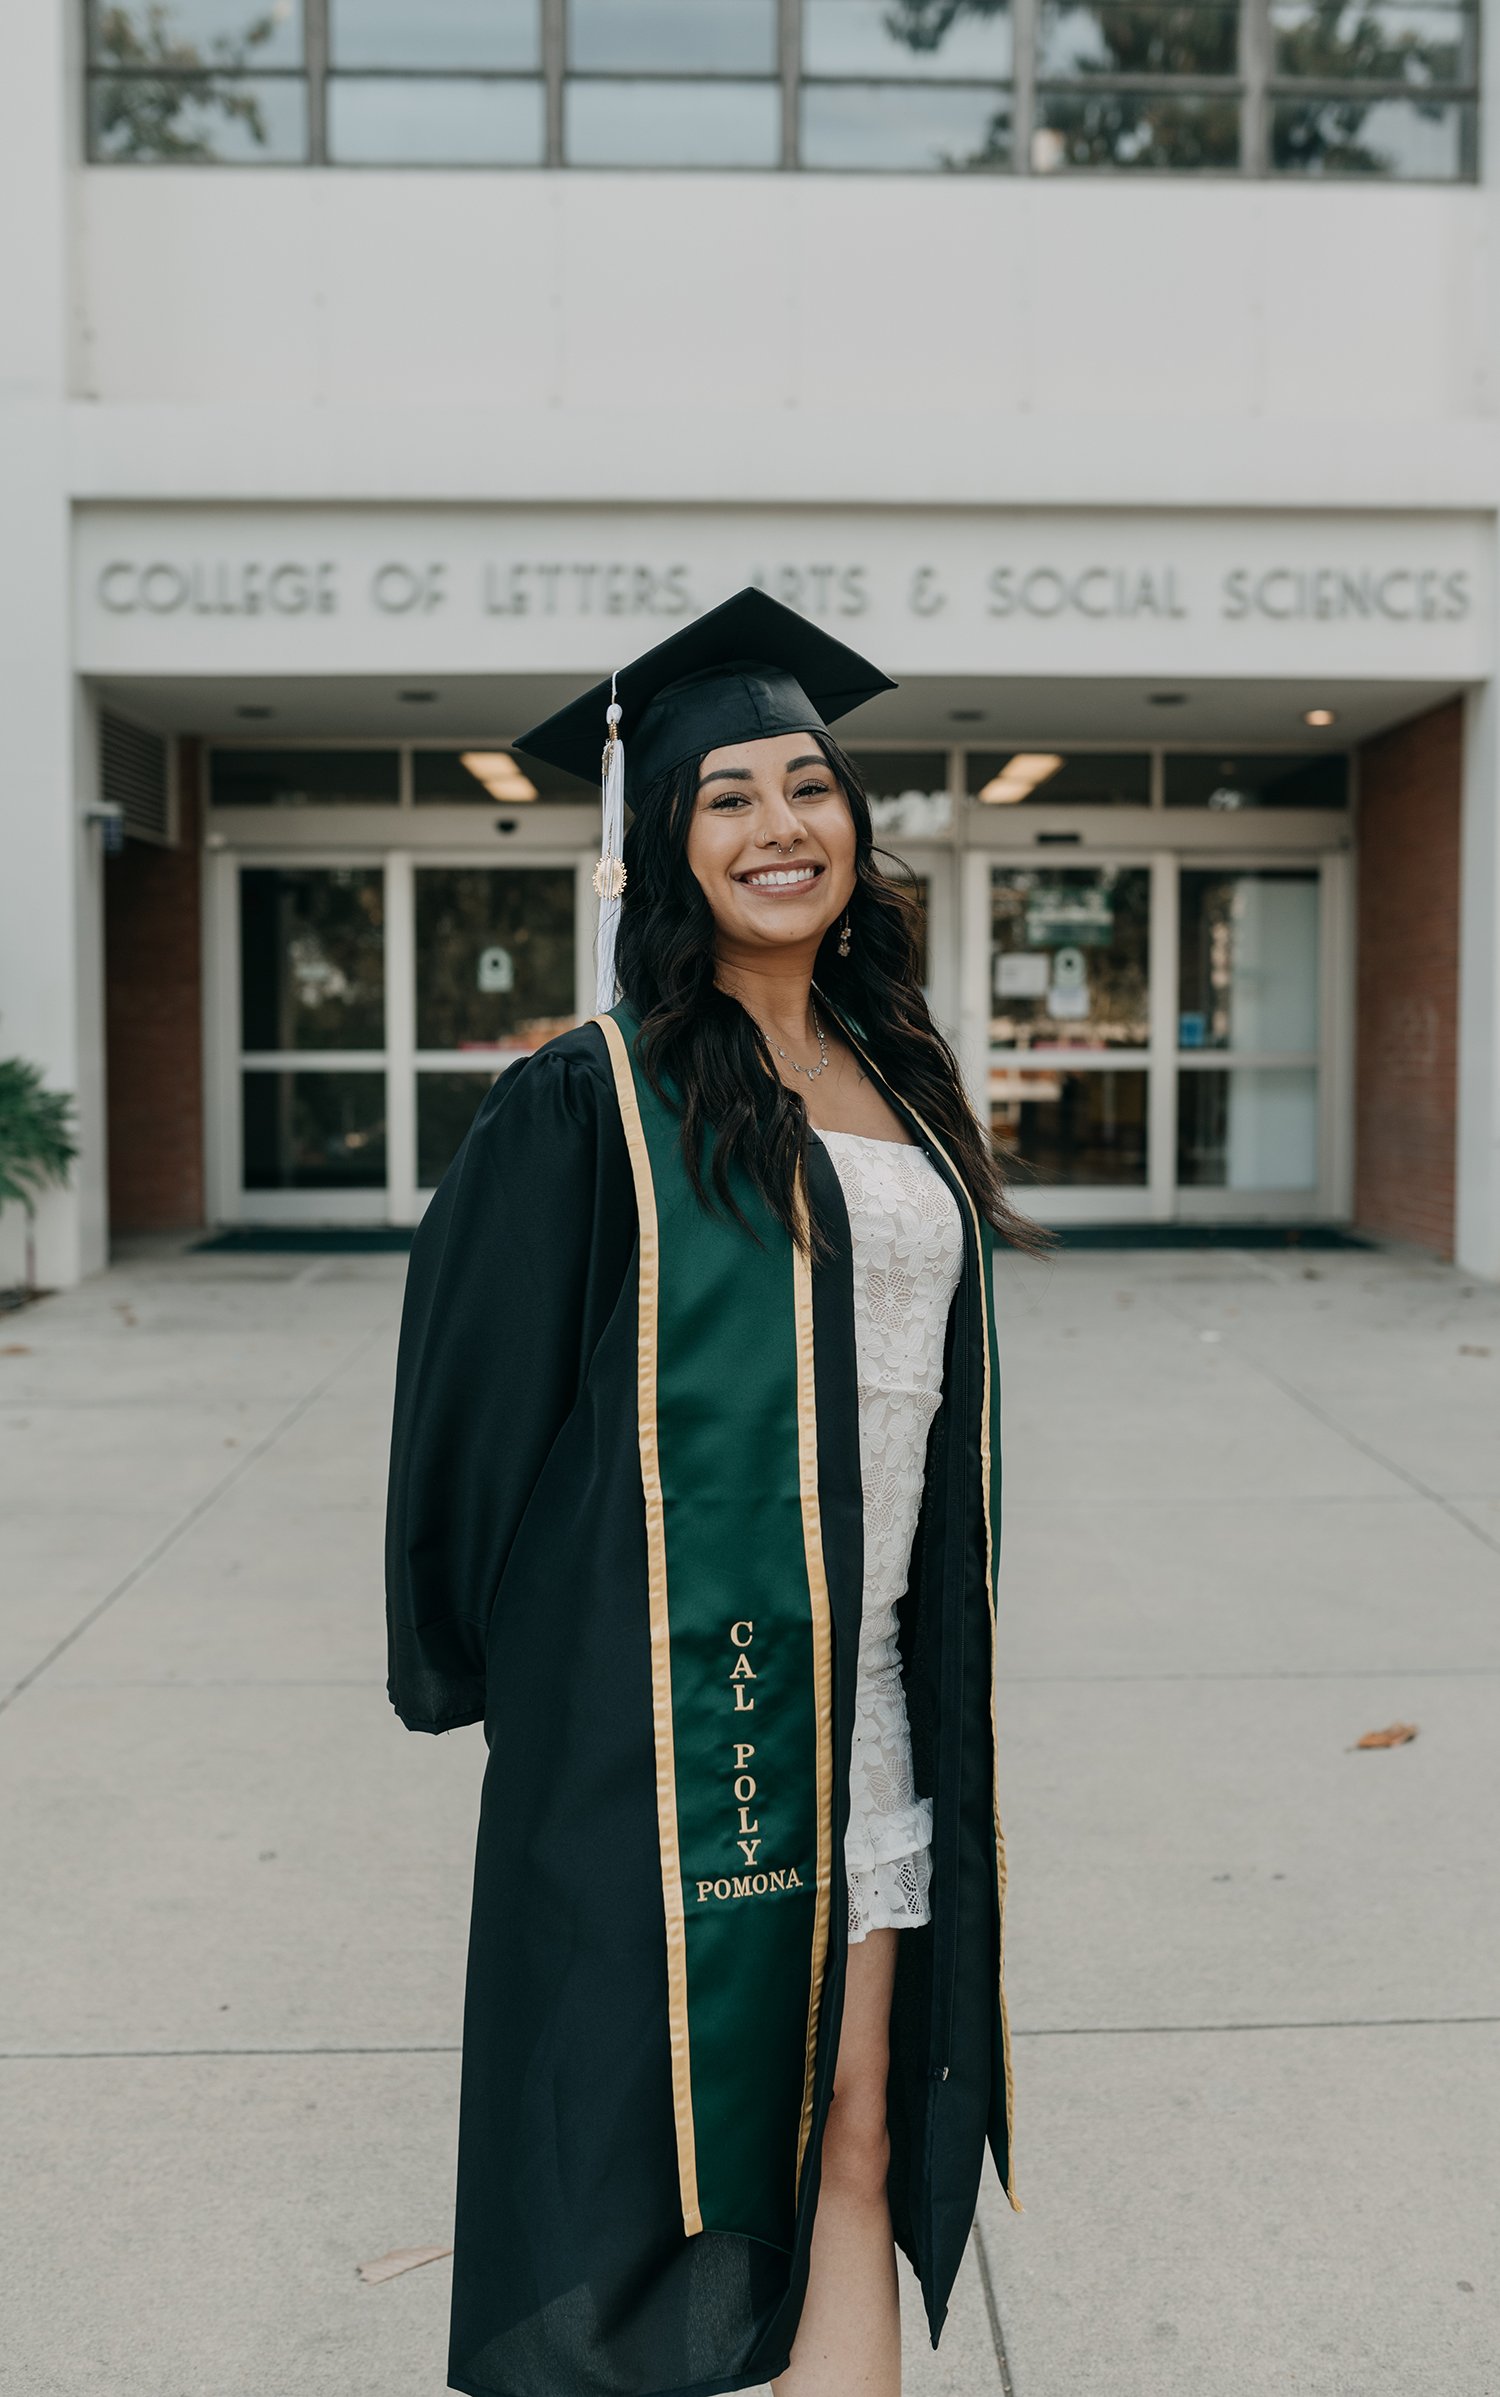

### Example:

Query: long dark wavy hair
xmin=613 ymin=733 xmax=1049 ymax=1258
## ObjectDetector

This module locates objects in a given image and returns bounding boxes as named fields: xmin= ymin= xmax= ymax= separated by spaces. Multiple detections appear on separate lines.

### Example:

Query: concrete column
xmin=1456 ymin=666 xmax=1500 ymax=1279
xmin=0 ymin=5 xmax=106 ymax=1288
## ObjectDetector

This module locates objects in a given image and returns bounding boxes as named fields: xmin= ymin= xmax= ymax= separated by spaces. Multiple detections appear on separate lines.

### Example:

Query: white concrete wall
xmin=0 ymin=3 xmax=106 ymax=1290
xmin=75 ymin=175 xmax=1494 ymax=431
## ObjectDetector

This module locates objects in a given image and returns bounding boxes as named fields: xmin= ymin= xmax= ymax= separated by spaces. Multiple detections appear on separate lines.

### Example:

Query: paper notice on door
xmin=1047 ymin=945 xmax=1090 ymax=1020
xmin=996 ymin=951 xmax=1050 ymax=999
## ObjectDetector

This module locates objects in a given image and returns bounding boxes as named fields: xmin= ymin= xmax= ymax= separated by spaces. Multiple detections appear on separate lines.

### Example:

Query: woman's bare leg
xmin=772 ymin=1926 xmax=901 ymax=2397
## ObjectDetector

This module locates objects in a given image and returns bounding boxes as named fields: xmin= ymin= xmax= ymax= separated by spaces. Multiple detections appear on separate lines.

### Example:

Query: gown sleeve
xmin=384 ymin=1041 xmax=628 ymax=1735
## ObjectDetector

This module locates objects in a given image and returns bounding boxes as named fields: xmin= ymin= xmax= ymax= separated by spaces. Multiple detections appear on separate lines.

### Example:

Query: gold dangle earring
xmin=837 ymin=908 xmax=852 ymax=959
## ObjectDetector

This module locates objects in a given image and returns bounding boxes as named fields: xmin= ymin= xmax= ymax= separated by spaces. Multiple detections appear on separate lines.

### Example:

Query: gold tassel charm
xmin=595 ymin=684 xmax=626 ymax=1007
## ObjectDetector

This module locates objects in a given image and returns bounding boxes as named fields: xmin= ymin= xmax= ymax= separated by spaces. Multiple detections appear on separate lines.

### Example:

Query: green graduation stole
xmin=596 ymin=1005 xmax=833 ymax=2252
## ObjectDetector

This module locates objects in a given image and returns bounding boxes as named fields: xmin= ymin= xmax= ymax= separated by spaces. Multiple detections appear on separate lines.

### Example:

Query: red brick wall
xmin=104 ymin=739 xmax=205 ymax=1234
xmin=1353 ymin=698 xmax=1462 ymax=1258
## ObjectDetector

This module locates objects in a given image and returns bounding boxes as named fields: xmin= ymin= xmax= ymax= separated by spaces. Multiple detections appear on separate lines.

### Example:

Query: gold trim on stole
xmin=596 ymin=1014 xmax=703 ymax=2238
xmin=825 ymin=1024 xmax=1022 ymax=2214
xmin=790 ymin=1170 xmax=835 ymax=2199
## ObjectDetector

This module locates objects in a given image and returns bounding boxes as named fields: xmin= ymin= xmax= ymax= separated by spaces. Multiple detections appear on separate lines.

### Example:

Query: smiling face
xmin=683 ymin=730 xmax=857 ymax=965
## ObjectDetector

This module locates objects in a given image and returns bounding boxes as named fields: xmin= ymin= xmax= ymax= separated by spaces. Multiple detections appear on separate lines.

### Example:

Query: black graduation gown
xmin=385 ymin=1016 xmax=1017 ymax=2397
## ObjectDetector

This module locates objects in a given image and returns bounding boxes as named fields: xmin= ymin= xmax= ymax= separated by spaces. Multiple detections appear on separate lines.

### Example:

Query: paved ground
xmin=3 ymin=1236 xmax=1499 ymax=2396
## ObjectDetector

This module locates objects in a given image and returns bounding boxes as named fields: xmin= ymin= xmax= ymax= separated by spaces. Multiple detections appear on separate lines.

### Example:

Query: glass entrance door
xmin=985 ymin=862 xmax=1153 ymax=1195
xmin=412 ymin=863 xmax=581 ymax=1193
xmin=968 ymin=847 xmax=1346 ymax=1224
xmin=216 ymin=852 xmax=590 ymax=1223
xmin=237 ymin=862 xmax=390 ymax=1216
xmin=1175 ymin=867 xmax=1323 ymax=1199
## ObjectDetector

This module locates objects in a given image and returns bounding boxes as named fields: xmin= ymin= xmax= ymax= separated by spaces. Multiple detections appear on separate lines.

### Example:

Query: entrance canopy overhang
xmin=91 ymin=667 xmax=1465 ymax=752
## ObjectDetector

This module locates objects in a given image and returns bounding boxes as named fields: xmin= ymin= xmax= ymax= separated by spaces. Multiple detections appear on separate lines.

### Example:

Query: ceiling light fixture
xmin=460 ymin=750 xmax=539 ymax=803
xmin=1303 ymin=707 xmax=1337 ymax=728
xmin=977 ymin=753 xmax=1065 ymax=805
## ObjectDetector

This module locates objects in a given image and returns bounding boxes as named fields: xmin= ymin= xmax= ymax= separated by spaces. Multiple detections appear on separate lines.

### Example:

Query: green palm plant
xmin=0 ymin=1060 xmax=78 ymax=1298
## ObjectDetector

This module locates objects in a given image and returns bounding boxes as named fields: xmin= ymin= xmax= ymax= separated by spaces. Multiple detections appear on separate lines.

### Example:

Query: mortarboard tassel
xmin=593 ymin=678 xmax=626 ymax=1013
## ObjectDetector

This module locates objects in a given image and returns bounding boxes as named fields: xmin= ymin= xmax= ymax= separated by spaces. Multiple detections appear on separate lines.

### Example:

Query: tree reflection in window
xmin=883 ymin=0 xmax=1008 ymax=54
xmin=1271 ymin=1 xmax=1475 ymax=176
xmin=89 ymin=0 xmax=301 ymax=161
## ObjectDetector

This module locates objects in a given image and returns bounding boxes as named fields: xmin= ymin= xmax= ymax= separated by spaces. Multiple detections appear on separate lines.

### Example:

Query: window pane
xmin=414 ymin=868 xmax=577 ymax=1050
xmin=1177 ymin=1068 xmax=1318 ymax=1190
xmin=566 ymin=77 xmax=780 ymax=165
xmin=1164 ymin=751 xmax=1348 ymax=808
xmin=844 ymin=749 xmax=948 ymax=800
xmin=990 ymin=866 xmax=1151 ymax=1046
xmin=89 ymin=0 xmax=304 ymax=68
xmin=801 ymin=82 xmax=1011 ymax=168
xmin=240 ymin=867 xmax=385 ymax=1051
xmin=990 ymin=1065 xmax=1148 ymax=1185
xmin=242 ymin=1071 xmax=387 ymax=1191
xmin=570 ymin=0 xmax=777 ymax=73
xmin=418 ymin=1070 xmax=497 ymax=1185
xmin=412 ymin=748 xmax=588 ymax=803
xmin=1270 ymin=1 xmax=1475 ymax=87
xmin=1038 ymin=1 xmax=1239 ymax=76
xmin=330 ymin=0 xmax=540 ymax=69
xmin=1272 ymin=95 xmax=1472 ymax=177
xmin=1178 ymin=870 xmax=1320 ymax=1052
xmin=329 ymin=75 xmax=544 ymax=162
xmin=210 ymin=748 xmax=400 ymax=806
xmin=845 ymin=750 xmax=953 ymax=837
xmin=968 ymin=749 xmax=1152 ymax=805
xmin=1033 ymin=88 xmax=1240 ymax=169
xmin=88 ymin=73 xmax=307 ymax=161
xmin=803 ymin=0 xmax=1012 ymax=79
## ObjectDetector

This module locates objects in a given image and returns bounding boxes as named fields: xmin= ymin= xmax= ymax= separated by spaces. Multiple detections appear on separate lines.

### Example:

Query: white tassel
xmin=592 ymin=680 xmax=626 ymax=1013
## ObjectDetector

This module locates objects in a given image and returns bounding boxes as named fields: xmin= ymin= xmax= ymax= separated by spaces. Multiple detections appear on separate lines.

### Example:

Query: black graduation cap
xmin=512 ymin=587 xmax=897 ymax=1009
xmin=513 ymin=586 xmax=895 ymax=801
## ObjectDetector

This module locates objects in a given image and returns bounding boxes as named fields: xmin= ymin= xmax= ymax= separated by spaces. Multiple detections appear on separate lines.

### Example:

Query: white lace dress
xmin=814 ymin=1128 xmax=964 ymax=1945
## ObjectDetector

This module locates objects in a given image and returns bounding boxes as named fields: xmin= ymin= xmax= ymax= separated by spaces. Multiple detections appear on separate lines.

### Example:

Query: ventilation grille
xmin=100 ymin=711 xmax=174 ymax=845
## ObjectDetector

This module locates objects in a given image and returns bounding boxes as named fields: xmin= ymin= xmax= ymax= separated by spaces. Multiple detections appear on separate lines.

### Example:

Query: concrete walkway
xmin=3 ymin=1237 xmax=1498 ymax=2396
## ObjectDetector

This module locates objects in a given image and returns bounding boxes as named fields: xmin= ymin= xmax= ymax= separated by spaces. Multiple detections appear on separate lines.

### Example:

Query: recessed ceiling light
xmin=949 ymin=708 xmax=985 ymax=723
xmin=1303 ymin=707 xmax=1337 ymax=728
xmin=1147 ymin=692 xmax=1188 ymax=708
xmin=977 ymin=753 xmax=1065 ymax=805
xmin=235 ymin=704 xmax=273 ymax=720
xmin=399 ymin=689 xmax=438 ymax=704
xmin=460 ymin=750 xmax=539 ymax=803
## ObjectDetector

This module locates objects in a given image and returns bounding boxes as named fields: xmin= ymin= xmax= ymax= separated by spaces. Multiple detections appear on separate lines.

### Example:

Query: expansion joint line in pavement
xmin=971 ymin=2220 xmax=1019 ymax=2396
xmin=1015 ymin=2013 xmax=1500 ymax=2036
xmin=5 ymin=2015 xmax=1499 ymax=2061
xmin=0 ymin=1320 xmax=389 ymax=1722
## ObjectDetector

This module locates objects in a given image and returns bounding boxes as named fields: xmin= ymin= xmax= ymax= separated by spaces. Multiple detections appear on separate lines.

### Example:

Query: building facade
xmin=5 ymin=1 xmax=1499 ymax=1284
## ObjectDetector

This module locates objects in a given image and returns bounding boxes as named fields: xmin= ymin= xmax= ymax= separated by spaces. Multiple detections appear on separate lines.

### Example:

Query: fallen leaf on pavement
xmin=0 ymin=1344 xmax=31 ymax=1356
xmin=1353 ymin=1722 xmax=1418 ymax=1749
xmin=358 ymin=2245 xmax=453 ymax=2285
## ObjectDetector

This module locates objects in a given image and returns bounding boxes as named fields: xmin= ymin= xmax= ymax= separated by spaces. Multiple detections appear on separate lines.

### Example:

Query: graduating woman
xmin=385 ymin=590 xmax=1037 ymax=2397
